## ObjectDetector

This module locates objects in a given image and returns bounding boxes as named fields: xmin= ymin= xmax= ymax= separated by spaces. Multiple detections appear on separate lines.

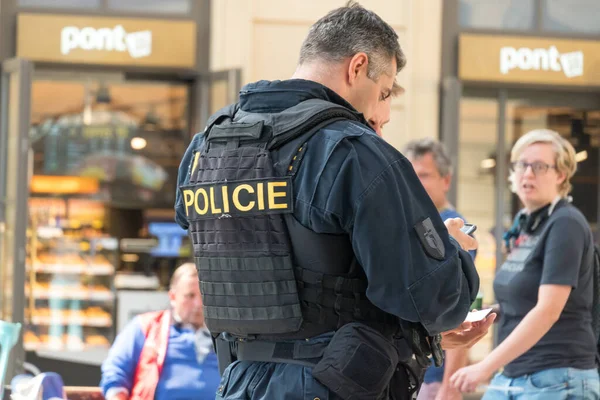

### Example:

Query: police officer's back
xmin=175 ymin=3 xmax=482 ymax=399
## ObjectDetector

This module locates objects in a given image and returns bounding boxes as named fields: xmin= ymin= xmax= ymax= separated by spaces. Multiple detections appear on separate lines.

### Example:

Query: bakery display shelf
xmin=29 ymin=316 xmax=113 ymax=327
xmin=25 ymin=197 xmax=118 ymax=366
xmin=27 ymin=263 xmax=115 ymax=275
xmin=25 ymin=288 xmax=114 ymax=301
xmin=24 ymin=342 xmax=110 ymax=352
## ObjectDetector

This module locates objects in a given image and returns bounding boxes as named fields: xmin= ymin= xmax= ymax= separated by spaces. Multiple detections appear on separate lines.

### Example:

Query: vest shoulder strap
xmin=204 ymin=103 xmax=239 ymax=133
xmin=204 ymin=99 xmax=361 ymax=148
xmin=267 ymin=98 xmax=361 ymax=150
xmin=269 ymin=100 xmax=360 ymax=178
xmin=201 ymin=99 xmax=362 ymax=176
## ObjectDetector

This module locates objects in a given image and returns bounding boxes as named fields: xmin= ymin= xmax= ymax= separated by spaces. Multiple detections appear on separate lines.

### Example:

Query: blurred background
xmin=0 ymin=0 xmax=599 ymax=393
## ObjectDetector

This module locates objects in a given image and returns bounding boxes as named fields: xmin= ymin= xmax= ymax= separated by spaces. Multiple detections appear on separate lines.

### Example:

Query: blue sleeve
xmin=351 ymin=160 xmax=478 ymax=335
xmin=175 ymin=133 xmax=206 ymax=229
xmin=100 ymin=318 xmax=146 ymax=395
xmin=299 ymin=130 xmax=479 ymax=335
xmin=469 ymin=249 xmax=477 ymax=261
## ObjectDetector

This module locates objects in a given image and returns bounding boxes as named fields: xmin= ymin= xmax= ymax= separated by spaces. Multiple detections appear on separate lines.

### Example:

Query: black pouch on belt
xmin=388 ymin=360 xmax=422 ymax=400
xmin=312 ymin=323 xmax=399 ymax=400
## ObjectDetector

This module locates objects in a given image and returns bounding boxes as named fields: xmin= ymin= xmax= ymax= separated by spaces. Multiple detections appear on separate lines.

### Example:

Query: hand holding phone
xmin=464 ymin=308 xmax=493 ymax=323
xmin=444 ymin=218 xmax=477 ymax=251
xmin=460 ymin=223 xmax=477 ymax=236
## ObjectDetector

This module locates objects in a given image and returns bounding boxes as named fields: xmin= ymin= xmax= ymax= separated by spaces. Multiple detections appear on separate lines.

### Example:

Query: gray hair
xmin=403 ymin=138 xmax=453 ymax=177
xmin=299 ymin=1 xmax=406 ymax=88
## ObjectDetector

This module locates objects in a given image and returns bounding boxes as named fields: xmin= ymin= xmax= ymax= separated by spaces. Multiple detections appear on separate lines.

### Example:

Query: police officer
xmin=175 ymin=3 xmax=494 ymax=399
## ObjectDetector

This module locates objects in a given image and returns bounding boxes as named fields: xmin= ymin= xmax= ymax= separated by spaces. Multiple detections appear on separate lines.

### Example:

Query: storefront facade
xmin=210 ymin=0 xmax=446 ymax=152
xmin=440 ymin=0 xmax=600 ymax=360
xmin=0 ymin=0 xmax=245 ymax=384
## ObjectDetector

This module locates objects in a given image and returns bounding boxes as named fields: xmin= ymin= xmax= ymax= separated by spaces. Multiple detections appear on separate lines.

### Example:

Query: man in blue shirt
xmin=404 ymin=139 xmax=476 ymax=400
xmin=100 ymin=263 xmax=220 ymax=400
xmin=175 ymin=3 xmax=495 ymax=399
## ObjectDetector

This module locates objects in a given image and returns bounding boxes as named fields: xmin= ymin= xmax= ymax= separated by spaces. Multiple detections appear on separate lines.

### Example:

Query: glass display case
xmin=24 ymin=197 xmax=117 ymax=355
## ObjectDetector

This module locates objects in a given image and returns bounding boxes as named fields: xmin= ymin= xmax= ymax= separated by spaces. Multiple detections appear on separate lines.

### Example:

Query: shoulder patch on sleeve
xmin=414 ymin=217 xmax=445 ymax=260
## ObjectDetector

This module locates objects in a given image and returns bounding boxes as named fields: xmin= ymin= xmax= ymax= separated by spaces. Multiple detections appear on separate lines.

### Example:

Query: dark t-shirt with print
xmin=494 ymin=202 xmax=596 ymax=377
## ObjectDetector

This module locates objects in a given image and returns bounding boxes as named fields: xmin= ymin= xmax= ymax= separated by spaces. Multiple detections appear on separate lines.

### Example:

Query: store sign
xmin=500 ymin=46 xmax=583 ymax=78
xmin=459 ymin=34 xmax=600 ymax=86
xmin=61 ymin=25 xmax=152 ymax=59
xmin=17 ymin=13 xmax=196 ymax=68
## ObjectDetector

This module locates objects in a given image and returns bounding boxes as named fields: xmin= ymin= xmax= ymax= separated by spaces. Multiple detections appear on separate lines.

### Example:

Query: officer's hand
xmin=444 ymin=218 xmax=477 ymax=251
xmin=440 ymin=313 xmax=496 ymax=350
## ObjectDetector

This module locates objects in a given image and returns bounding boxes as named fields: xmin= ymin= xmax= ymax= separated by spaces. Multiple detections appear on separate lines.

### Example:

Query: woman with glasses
xmin=450 ymin=129 xmax=600 ymax=399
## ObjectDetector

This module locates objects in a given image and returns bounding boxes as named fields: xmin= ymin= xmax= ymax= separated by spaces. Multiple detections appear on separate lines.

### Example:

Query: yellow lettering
xmin=268 ymin=182 xmax=288 ymax=209
xmin=222 ymin=185 xmax=230 ymax=213
xmin=194 ymin=188 xmax=209 ymax=215
xmin=191 ymin=152 xmax=200 ymax=175
xmin=209 ymin=186 xmax=222 ymax=214
xmin=232 ymin=184 xmax=255 ymax=212
xmin=183 ymin=190 xmax=194 ymax=216
xmin=257 ymin=182 xmax=265 ymax=210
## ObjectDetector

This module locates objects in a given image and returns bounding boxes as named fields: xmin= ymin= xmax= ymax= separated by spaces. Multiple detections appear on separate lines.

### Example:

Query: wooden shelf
xmin=28 ymin=263 xmax=115 ymax=275
xmin=26 ymin=288 xmax=114 ymax=301
xmin=29 ymin=315 xmax=112 ymax=327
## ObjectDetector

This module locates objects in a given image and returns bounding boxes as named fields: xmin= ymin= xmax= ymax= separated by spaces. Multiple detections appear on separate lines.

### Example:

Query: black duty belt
xmin=214 ymin=334 xmax=414 ymax=376
xmin=219 ymin=336 xmax=328 ymax=368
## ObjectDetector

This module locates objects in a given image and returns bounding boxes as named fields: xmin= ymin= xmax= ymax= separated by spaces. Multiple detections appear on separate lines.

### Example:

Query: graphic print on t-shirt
xmin=499 ymin=234 xmax=540 ymax=274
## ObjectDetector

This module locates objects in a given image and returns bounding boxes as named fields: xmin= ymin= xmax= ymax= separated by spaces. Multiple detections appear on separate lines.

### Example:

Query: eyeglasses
xmin=511 ymin=161 xmax=556 ymax=176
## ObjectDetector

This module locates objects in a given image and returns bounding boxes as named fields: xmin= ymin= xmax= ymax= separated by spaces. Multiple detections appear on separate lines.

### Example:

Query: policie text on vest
xmin=180 ymin=178 xmax=293 ymax=220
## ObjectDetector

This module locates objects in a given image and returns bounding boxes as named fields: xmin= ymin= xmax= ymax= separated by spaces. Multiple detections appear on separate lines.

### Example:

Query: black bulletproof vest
xmin=180 ymin=99 xmax=399 ymax=340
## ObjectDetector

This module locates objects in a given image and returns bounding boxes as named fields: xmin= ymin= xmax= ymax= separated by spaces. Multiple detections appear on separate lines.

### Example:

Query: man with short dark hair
xmin=175 ymin=2 xmax=494 ymax=399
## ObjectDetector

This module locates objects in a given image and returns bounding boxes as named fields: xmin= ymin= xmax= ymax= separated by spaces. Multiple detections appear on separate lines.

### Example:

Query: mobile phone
xmin=464 ymin=308 xmax=493 ymax=323
xmin=460 ymin=223 xmax=477 ymax=235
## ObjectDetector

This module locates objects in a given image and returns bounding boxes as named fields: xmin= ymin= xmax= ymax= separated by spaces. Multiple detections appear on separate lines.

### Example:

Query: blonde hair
xmin=169 ymin=262 xmax=198 ymax=290
xmin=509 ymin=129 xmax=577 ymax=196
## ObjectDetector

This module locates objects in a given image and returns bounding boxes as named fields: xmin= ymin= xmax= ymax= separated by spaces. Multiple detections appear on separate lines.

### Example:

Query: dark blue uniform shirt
xmin=175 ymin=79 xmax=478 ymax=337
xmin=175 ymin=79 xmax=478 ymax=399
xmin=423 ymin=208 xmax=475 ymax=384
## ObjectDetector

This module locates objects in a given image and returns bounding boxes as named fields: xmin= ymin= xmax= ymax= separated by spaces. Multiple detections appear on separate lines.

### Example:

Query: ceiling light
xmin=575 ymin=150 xmax=588 ymax=162
xmin=480 ymin=158 xmax=496 ymax=169
xmin=130 ymin=137 xmax=147 ymax=150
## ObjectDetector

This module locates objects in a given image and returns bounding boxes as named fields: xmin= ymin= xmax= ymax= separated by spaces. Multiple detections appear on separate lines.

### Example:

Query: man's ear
xmin=347 ymin=52 xmax=369 ymax=86
xmin=442 ymin=173 xmax=452 ymax=194
xmin=169 ymin=289 xmax=176 ymax=308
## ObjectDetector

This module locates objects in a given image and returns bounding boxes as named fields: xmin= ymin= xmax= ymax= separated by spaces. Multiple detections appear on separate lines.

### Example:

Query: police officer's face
xmin=345 ymin=54 xmax=397 ymax=126
xmin=408 ymin=152 xmax=452 ymax=210
xmin=170 ymin=275 xmax=205 ymax=328
xmin=368 ymin=96 xmax=391 ymax=136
